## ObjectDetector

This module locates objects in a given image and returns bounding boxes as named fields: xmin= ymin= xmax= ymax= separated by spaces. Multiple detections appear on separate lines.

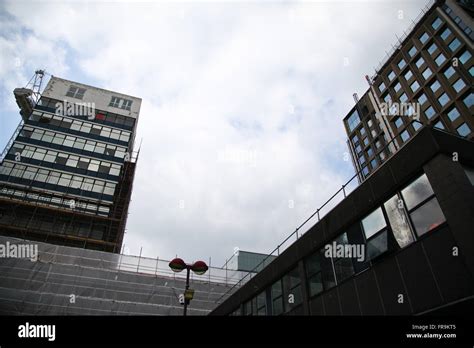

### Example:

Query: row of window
xmin=65 ymin=85 xmax=134 ymax=112
xmin=8 ymin=143 xmax=122 ymax=178
xmin=233 ymin=172 xmax=450 ymax=315
xmin=442 ymin=4 xmax=473 ymax=40
xmin=0 ymin=162 xmax=116 ymax=197
xmin=0 ymin=186 xmax=111 ymax=217
xmin=38 ymin=96 xmax=136 ymax=129
xmin=28 ymin=110 xmax=131 ymax=144
xmin=0 ymin=208 xmax=112 ymax=241
xmin=19 ymin=125 xmax=128 ymax=161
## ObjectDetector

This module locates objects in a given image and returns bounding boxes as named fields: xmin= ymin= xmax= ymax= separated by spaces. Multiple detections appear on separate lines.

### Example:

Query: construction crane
xmin=13 ymin=69 xmax=48 ymax=121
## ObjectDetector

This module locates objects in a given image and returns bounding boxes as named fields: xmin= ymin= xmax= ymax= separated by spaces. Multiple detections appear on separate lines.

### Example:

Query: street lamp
xmin=169 ymin=258 xmax=208 ymax=316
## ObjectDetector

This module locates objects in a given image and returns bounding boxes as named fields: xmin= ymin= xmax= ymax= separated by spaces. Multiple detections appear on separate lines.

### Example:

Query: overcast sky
xmin=0 ymin=0 xmax=427 ymax=267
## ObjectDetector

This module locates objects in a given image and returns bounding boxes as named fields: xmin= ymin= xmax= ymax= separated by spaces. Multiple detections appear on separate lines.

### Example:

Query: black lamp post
xmin=169 ymin=258 xmax=208 ymax=316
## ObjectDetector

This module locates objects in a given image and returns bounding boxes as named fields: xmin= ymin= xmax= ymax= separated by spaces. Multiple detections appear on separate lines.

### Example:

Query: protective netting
xmin=0 ymin=236 xmax=238 ymax=315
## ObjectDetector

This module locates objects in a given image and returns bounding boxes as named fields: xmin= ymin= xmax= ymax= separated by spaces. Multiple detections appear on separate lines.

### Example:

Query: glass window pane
xmin=361 ymin=207 xmax=387 ymax=239
xmin=366 ymin=230 xmax=388 ymax=260
xmin=410 ymin=197 xmax=446 ymax=237
xmin=384 ymin=194 xmax=415 ymax=248
xmin=401 ymin=173 xmax=434 ymax=210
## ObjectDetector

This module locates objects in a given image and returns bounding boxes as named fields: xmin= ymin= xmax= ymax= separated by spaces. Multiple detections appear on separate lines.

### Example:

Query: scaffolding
xmin=0 ymin=236 xmax=242 ymax=315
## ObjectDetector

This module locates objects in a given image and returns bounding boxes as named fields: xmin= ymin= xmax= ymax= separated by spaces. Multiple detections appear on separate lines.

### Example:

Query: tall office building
xmin=343 ymin=0 xmax=473 ymax=182
xmin=0 ymin=74 xmax=141 ymax=253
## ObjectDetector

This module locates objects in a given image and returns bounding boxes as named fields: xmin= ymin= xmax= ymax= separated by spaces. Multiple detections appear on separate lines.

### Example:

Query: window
xmin=394 ymin=82 xmax=401 ymax=92
xmin=370 ymin=158 xmax=377 ymax=169
xmin=347 ymin=109 xmax=360 ymax=132
xmin=359 ymin=155 xmax=366 ymax=165
xmin=438 ymin=93 xmax=450 ymax=107
xmin=415 ymin=56 xmax=425 ymax=68
xmin=459 ymin=50 xmax=472 ymax=64
xmin=362 ymin=166 xmax=369 ymax=177
xmin=404 ymin=70 xmax=413 ymax=80
xmin=66 ymin=86 xmax=86 ymax=99
xmin=361 ymin=207 xmax=386 ymax=239
xmin=425 ymin=106 xmax=435 ymax=119
xmin=306 ymin=252 xmax=323 ymax=297
xmin=443 ymin=66 xmax=455 ymax=79
xmin=363 ymin=137 xmax=369 ymax=146
xmin=410 ymin=197 xmax=446 ymax=237
xmin=400 ymin=93 xmax=408 ymax=103
xmin=394 ymin=117 xmax=403 ymax=128
xmin=463 ymin=93 xmax=473 ymax=108
xmin=434 ymin=120 xmax=445 ymax=130
xmin=55 ymin=153 xmax=67 ymax=166
xmin=410 ymin=80 xmax=420 ymax=92
xmin=435 ymin=53 xmax=446 ymax=66
xmin=388 ymin=70 xmax=396 ymax=81
xmin=440 ymin=28 xmax=451 ymax=40
xmin=453 ymin=78 xmax=466 ymax=93
xmin=355 ymin=144 xmax=362 ymax=154
xmin=331 ymin=233 xmax=355 ymax=283
xmin=457 ymin=123 xmax=471 ymax=137
xmin=431 ymin=17 xmax=442 ymax=30
xmin=398 ymin=59 xmax=406 ymax=70
xmin=401 ymin=174 xmax=434 ymax=210
xmin=271 ymin=280 xmax=284 ymax=316
xmin=283 ymin=267 xmax=302 ymax=311
xmin=448 ymin=38 xmax=461 ymax=52
xmin=408 ymin=46 xmax=417 ymax=57
xmin=384 ymin=194 xmax=415 ymax=248
xmin=77 ymin=159 xmax=89 ymax=170
xmin=447 ymin=107 xmax=460 ymax=122
xmin=109 ymin=96 xmax=133 ymax=111
xmin=256 ymin=292 xmax=267 ymax=316
xmin=427 ymin=43 xmax=437 ymax=55
xmin=367 ymin=147 xmax=374 ymax=158
xmin=378 ymin=82 xmax=386 ymax=92
xmin=401 ymin=174 xmax=446 ymax=237
xmin=419 ymin=32 xmax=429 ymax=44
xmin=360 ymin=127 xmax=366 ymax=136
xmin=430 ymin=80 xmax=441 ymax=93
xmin=110 ymin=164 xmax=121 ymax=176
xmin=422 ymin=67 xmax=432 ymax=80
xmin=66 ymin=156 xmax=78 ymax=168
xmin=418 ymin=93 xmax=428 ymax=105
xmin=400 ymin=130 xmax=410 ymax=142
xmin=470 ymin=66 xmax=474 ymax=77
xmin=412 ymin=121 xmax=422 ymax=131
xmin=361 ymin=207 xmax=388 ymax=260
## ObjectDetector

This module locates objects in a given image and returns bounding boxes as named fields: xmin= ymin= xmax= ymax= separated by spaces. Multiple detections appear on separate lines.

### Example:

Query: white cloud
xmin=1 ymin=0 xmax=425 ymax=264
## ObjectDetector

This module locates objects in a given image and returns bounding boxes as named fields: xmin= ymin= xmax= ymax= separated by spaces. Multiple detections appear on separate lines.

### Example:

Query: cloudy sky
xmin=0 ymin=0 xmax=427 ymax=267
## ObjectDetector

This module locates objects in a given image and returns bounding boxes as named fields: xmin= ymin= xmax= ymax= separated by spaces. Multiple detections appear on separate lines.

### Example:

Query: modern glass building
xmin=343 ymin=0 xmax=473 ymax=182
xmin=0 ymin=75 xmax=141 ymax=252
xmin=211 ymin=127 xmax=474 ymax=316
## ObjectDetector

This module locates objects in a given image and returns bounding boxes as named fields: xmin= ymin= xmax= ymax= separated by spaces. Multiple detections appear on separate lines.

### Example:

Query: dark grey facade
xmin=344 ymin=0 xmax=473 ymax=182
xmin=210 ymin=127 xmax=474 ymax=315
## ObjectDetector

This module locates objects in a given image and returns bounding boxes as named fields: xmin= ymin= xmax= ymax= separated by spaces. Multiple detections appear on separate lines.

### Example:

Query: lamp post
xmin=169 ymin=258 xmax=208 ymax=316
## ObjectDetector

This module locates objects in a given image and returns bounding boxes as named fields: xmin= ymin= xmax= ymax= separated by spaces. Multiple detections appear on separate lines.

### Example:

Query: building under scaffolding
xmin=0 ymin=236 xmax=243 ymax=315
xmin=0 ymin=74 xmax=141 ymax=253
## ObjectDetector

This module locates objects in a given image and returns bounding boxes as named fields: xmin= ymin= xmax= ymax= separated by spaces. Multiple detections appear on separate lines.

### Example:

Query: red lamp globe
xmin=169 ymin=258 xmax=186 ymax=273
xmin=191 ymin=260 xmax=208 ymax=275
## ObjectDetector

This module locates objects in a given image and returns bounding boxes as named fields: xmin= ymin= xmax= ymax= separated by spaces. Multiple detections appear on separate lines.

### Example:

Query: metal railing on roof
xmin=370 ymin=0 xmax=436 ymax=81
